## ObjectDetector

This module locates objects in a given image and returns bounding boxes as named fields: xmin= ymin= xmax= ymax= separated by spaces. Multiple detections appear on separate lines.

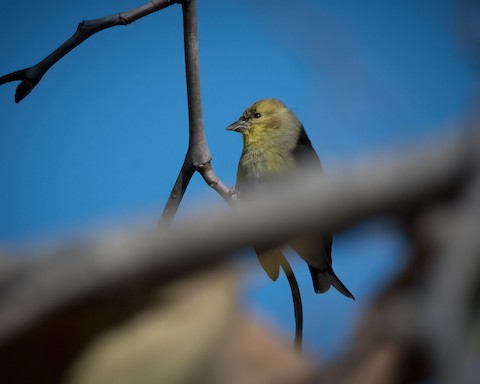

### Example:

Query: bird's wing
xmin=292 ymin=127 xmax=331 ymax=265
xmin=291 ymin=127 xmax=354 ymax=298
xmin=292 ymin=126 xmax=322 ymax=169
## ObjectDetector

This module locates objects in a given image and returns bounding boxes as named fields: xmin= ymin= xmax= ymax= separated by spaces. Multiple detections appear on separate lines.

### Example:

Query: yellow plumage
xmin=227 ymin=98 xmax=354 ymax=299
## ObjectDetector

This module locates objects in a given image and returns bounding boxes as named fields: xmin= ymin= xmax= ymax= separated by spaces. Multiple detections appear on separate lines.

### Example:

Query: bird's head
xmin=226 ymin=99 xmax=301 ymax=147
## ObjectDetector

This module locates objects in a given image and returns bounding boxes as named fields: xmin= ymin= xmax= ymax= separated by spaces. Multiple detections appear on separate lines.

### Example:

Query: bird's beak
xmin=226 ymin=120 xmax=247 ymax=133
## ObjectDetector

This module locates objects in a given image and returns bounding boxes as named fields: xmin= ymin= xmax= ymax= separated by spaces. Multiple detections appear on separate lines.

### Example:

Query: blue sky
xmin=0 ymin=0 xmax=476 ymax=357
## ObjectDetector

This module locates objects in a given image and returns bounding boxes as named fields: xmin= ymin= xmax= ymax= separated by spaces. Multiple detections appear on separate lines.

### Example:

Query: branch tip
xmin=1 ymin=0 xmax=179 ymax=102
xmin=15 ymin=80 xmax=35 ymax=103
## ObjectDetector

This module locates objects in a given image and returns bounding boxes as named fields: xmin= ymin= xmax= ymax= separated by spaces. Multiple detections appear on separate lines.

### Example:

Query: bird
xmin=227 ymin=98 xmax=354 ymax=300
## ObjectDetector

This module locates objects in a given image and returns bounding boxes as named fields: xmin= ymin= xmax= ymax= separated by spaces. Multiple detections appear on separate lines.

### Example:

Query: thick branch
xmin=182 ymin=0 xmax=210 ymax=166
xmin=160 ymin=0 xmax=230 ymax=223
xmin=0 ymin=0 xmax=179 ymax=102
xmin=0 ymin=135 xmax=465 ymax=344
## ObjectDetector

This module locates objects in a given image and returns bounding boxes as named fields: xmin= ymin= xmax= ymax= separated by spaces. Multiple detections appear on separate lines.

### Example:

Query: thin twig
xmin=159 ymin=158 xmax=195 ymax=227
xmin=197 ymin=162 xmax=232 ymax=201
xmin=0 ymin=0 xmax=180 ymax=102
xmin=280 ymin=255 xmax=303 ymax=353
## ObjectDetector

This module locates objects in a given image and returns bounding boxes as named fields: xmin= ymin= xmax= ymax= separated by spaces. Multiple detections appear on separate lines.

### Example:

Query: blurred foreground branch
xmin=1 ymin=129 xmax=479 ymax=383
xmin=316 ymin=127 xmax=480 ymax=384
xmin=0 ymin=134 xmax=466 ymax=344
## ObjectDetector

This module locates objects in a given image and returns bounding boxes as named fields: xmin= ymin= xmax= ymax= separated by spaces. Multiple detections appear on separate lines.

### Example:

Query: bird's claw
xmin=228 ymin=186 xmax=239 ymax=202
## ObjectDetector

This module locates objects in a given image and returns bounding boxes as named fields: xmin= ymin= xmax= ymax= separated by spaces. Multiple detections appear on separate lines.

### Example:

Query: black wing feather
xmin=293 ymin=127 xmax=354 ymax=298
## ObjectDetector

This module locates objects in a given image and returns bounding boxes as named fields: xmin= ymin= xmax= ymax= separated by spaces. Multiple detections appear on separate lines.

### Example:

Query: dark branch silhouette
xmin=159 ymin=159 xmax=196 ymax=226
xmin=159 ymin=0 xmax=230 ymax=227
xmin=280 ymin=255 xmax=303 ymax=352
xmin=0 ymin=0 xmax=180 ymax=103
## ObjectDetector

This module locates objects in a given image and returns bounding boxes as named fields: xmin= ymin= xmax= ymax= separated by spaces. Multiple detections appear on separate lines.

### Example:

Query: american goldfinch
xmin=227 ymin=98 xmax=354 ymax=299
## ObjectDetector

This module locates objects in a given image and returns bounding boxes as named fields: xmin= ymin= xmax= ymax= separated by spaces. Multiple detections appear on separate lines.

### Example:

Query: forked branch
xmin=159 ymin=0 xmax=231 ymax=226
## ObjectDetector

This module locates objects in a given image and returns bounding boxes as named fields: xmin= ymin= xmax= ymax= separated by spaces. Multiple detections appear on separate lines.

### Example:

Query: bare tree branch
xmin=159 ymin=158 xmax=195 ymax=227
xmin=0 ymin=134 xmax=465 ymax=346
xmin=159 ymin=0 xmax=231 ymax=226
xmin=182 ymin=0 xmax=208 ymax=167
xmin=197 ymin=162 xmax=232 ymax=201
xmin=0 ymin=0 xmax=180 ymax=103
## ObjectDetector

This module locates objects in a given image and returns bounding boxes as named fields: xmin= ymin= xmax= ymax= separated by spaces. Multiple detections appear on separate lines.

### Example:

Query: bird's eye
xmin=254 ymin=112 xmax=262 ymax=118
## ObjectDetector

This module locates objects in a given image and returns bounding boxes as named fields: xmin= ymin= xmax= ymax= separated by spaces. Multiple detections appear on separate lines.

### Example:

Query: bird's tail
xmin=309 ymin=266 xmax=355 ymax=300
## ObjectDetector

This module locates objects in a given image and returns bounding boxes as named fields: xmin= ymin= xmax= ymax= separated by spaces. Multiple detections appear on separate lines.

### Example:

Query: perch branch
xmin=159 ymin=0 xmax=231 ymax=227
xmin=0 ymin=0 xmax=180 ymax=102
xmin=197 ymin=162 xmax=232 ymax=201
